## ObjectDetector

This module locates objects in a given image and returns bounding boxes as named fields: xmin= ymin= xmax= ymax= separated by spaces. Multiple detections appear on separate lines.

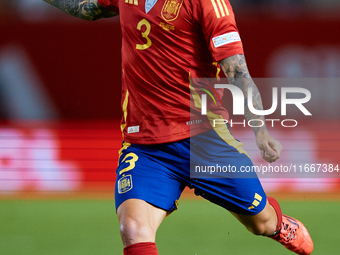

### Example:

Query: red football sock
xmin=268 ymin=197 xmax=283 ymax=234
xmin=123 ymin=242 xmax=159 ymax=255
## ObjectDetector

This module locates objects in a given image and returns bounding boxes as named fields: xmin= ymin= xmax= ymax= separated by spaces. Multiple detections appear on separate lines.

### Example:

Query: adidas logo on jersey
xmin=127 ymin=126 xmax=140 ymax=134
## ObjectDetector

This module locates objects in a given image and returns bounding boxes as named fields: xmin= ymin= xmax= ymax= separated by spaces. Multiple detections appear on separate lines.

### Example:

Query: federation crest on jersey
xmin=161 ymin=0 xmax=183 ymax=22
xmin=118 ymin=174 xmax=133 ymax=194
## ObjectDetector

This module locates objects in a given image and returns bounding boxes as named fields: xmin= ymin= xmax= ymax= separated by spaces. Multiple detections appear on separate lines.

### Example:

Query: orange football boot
xmin=270 ymin=215 xmax=313 ymax=255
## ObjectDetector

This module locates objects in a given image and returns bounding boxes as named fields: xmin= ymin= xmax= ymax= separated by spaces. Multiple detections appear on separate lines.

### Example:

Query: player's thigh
xmin=115 ymin=142 xmax=184 ymax=213
xmin=189 ymin=127 xmax=267 ymax=215
xmin=229 ymin=200 xmax=273 ymax=224
xmin=192 ymin=175 xmax=267 ymax=215
xmin=117 ymin=198 xmax=167 ymax=227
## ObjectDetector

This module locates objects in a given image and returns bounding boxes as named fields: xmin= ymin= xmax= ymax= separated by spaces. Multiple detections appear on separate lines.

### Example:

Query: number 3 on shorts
xmin=136 ymin=19 xmax=152 ymax=50
xmin=119 ymin=152 xmax=139 ymax=175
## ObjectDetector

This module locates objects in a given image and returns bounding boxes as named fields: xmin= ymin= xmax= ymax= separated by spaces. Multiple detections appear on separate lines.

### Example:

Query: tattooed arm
xmin=220 ymin=54 xmax=282 ymax=163
xmin=43 ymin=0 xmax=118 ymax=21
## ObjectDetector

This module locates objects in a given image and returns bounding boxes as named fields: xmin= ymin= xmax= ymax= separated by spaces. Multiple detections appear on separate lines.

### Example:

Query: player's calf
xmin=231 ymin=200 xmax=278 ymax=236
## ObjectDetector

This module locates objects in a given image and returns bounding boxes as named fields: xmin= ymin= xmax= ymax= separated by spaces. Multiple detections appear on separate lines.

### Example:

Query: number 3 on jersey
xmin=119 ymin=152 xmax=139 ymax=175
xmin=136 ymin=19 xmax=152 ymax=50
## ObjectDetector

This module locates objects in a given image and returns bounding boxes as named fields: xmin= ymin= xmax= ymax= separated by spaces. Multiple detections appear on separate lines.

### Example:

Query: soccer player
xmin=42 ymin=0 xmax=314 ymax=254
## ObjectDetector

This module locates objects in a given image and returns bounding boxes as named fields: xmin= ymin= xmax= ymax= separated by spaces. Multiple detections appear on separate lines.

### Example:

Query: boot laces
xmin=281 ymin=222 xmax=298 ymax=244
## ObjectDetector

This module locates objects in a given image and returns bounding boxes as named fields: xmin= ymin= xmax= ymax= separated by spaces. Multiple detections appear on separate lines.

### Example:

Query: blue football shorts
xmin=115 ymin=126 xmax=267 ymax=215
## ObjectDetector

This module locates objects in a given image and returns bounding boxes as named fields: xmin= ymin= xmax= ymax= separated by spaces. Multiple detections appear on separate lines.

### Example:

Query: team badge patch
xmin=161 ymin=0 xmax=183 ymax=22
xmin=118 ymin=174 xmax=133 ymax=194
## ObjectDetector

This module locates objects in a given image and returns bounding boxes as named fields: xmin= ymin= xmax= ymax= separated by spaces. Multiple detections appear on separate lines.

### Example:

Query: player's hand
xmin=255 ymin=129 xmax=283 ymax=163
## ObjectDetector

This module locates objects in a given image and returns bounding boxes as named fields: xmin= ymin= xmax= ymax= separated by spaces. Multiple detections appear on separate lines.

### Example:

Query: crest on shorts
xmin=161 ymin=0 xmax=183 ymax=22
xmin=118 ymin=174 xmax=133 ymax=194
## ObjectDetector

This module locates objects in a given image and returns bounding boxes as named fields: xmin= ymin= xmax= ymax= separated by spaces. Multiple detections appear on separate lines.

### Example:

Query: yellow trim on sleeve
xmin=212 ymin=62 xmax=221 ymax=79
xmin=221 ymin=0 xmax=230 ymax=16
xmin=216 ymin=0 xmax=225 ymax=17
xmin=211 ymin=0 xmax=221 ymax=19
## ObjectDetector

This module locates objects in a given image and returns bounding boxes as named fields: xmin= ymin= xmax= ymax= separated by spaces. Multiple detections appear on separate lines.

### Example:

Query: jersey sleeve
xmin=197 ymin=0 xmax=244 ymax=62
xmin=97 ymin=0 xmax=119 ymax=13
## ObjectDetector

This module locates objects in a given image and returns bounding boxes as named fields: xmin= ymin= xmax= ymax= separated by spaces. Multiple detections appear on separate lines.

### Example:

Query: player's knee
xmin=119 ymin=216 xmax=155 ymax=245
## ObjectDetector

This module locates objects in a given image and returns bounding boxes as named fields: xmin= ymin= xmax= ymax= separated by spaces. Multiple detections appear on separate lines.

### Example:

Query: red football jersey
xmin=98 ymin=0 xmax=244 ymax=144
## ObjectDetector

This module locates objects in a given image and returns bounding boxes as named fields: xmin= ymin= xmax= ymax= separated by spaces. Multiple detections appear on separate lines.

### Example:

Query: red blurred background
xmin=1 ymin=3 xmax=340 ymax=196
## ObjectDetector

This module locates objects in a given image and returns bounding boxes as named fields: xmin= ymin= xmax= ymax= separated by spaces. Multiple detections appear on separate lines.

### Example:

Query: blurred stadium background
xmin=0 ymin=0 xmax=340 ymax=254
